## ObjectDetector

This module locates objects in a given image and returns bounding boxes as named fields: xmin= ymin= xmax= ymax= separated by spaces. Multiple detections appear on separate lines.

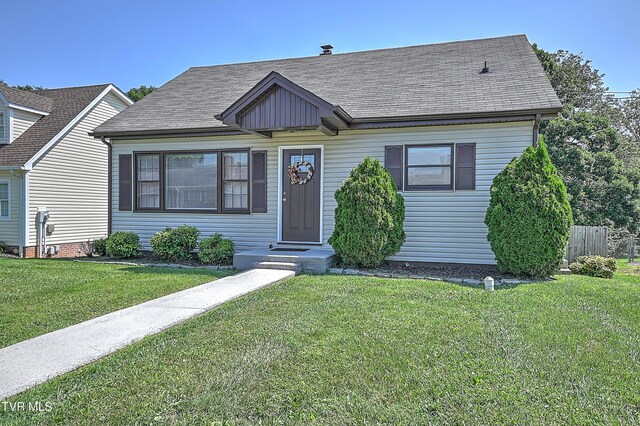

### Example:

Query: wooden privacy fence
xmin=566 ymin=226 xmax=608 ymax=263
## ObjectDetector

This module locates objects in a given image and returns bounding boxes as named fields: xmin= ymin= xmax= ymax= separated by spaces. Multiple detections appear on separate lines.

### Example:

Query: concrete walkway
xmin=0 ymin=268 xmax=294 ymax=400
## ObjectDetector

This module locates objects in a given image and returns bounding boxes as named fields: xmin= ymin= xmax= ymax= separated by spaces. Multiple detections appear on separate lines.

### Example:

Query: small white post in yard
xmin=484 ymin=276 xmax=495 ymax=292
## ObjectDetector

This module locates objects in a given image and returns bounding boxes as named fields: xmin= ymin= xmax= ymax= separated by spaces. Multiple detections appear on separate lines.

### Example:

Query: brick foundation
xmin=22 ymin=241 xmax=92 ymax=258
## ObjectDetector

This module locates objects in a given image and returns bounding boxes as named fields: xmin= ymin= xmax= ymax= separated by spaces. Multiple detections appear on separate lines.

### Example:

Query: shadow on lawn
xmin=122 ymin=265 xmax=236 ymax=277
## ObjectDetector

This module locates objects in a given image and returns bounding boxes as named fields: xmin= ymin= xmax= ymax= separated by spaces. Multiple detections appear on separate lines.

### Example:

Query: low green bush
xmin=570 ymin=255 xmax=617 ymax=278
xmin=0 ymin=241 xmax=8 ymax=254
xmin=150 ymin=226 xmax=200 ymax=261
xmin=198 ymin=233 xmax=235 ymax=265
xmin=106 ymin=232 xmax=141 ymax=258
xmin=92 ymin=238 xmax=107 ymax=256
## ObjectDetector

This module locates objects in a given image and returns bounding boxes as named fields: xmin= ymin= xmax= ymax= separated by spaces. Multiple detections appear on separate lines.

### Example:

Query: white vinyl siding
xmin=12 ymin=109 xmax=43 ymax=141
xmin=111 ymin=121 xmax=534 ymax=265
xmin=0 ymin=171 xmax=21 ymax=246
xmin=27 ymin=92 xmax=129 ymax=246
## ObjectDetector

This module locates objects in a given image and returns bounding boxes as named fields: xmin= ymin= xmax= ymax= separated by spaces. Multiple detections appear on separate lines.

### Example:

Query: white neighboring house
xmin=92 ymin=35 xmax=563 ymax=268
xmin=0 ymin=84 xmax=132 ymax=257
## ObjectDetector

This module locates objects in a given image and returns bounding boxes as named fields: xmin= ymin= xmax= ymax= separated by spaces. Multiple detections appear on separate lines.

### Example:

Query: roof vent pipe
xmin=320 ymin=44 xmax=334 ymax=55
xmin=480 ymin=61 xmax=489 ymax=74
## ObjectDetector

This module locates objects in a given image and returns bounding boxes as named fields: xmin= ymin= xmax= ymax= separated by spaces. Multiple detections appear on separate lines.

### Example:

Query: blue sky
xmin=3 ymin=0 xmax=638 ymax=94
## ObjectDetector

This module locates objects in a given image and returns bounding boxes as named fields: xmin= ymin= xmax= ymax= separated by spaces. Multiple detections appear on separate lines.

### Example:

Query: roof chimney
xmin=320 ymin=44 xmax=334 ymax=55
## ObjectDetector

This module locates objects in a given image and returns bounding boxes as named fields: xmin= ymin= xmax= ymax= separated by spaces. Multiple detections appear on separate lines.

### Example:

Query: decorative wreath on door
xmin=288 ymin=161 xmax=315 ymax=185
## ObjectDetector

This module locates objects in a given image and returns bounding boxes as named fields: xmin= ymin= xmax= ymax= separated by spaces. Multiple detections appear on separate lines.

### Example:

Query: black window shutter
xmin=118 ymin=154 xmax=133 ymax=211
xmin=251 ymin=151 xmax=267 ymax=213
xmin=384 ymin=145 xmax=403 ymax=190
xmin=455 ymin=143 xmax=476 ymax=190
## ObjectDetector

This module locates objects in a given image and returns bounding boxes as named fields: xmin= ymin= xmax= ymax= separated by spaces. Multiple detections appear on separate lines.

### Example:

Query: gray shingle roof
xmin=94 ymin=34 xmax=561 ymax=135
xmin=0 ymin=84 xmax=111 ymax=167
xmin=0 ymin=85 xmax=53 ymax=113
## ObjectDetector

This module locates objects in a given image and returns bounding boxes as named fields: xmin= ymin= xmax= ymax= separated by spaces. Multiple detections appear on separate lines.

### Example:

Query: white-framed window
xmin=0 ymin=181 xmax=10 ymax=219
xmin=0 ymin=112 xmax=7 ymax=143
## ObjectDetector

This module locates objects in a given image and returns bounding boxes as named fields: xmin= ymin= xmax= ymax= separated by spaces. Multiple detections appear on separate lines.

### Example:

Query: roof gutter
xmin=0 ymin=165 xmax=30 ymax=171
xmin=90 ymin=127 xmax=246 ymax=140
xmin=90 ymin=107 xmax=563 ymax=139
xmin=350 ymin=107 xmax=562 ymax=125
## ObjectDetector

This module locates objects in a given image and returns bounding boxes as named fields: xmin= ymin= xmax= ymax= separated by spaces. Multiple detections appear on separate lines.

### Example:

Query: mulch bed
xmin=75 ymin=251 xmax=233 ymax=269
xmin=379 ymin=262 xmax=512 ymax=281
xmin=330 ymin=261 xmax=552 ymax=285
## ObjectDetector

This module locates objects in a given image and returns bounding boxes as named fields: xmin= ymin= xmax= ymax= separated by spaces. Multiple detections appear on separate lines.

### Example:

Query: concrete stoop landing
xmin=233 ymin=247 xmax=336 ymax=274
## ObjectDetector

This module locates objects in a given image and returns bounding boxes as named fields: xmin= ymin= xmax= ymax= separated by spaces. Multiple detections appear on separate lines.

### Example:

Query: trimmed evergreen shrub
xmin=328 ymin=157 xmax=405 ymax=268
xmin=198 ymin=233 xmax=235 ymax=265
xmin=106 ymin=232 xmax=141 ymax=258
xmin=150 ymin=226 xmax=200 ymax=261
xmin=484 ymin=138 xmax=573 ymax=277
xmin=92 ymin=238 xmax=108 ymax=256
xmin=569 ymin=255 xmax=617 ymax=278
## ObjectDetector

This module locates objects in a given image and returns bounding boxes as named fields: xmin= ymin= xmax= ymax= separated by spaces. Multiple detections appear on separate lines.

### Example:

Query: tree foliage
xmin=485 ymin=140 xmax=572 ymax=277
xmin=533 ymin=44 xmax=640 ymax=234
xmin=541 ymin=108 xmax=640 ymax=232
xmin=0 ymin=79 xmax=45 ymax=92
xmin=328 ymin=157 xmax=405 ymax=268
xmin=126 ymin=85 xmax=156 ymax=102
xmin=532 ymin=44 xmax=612 ymax=113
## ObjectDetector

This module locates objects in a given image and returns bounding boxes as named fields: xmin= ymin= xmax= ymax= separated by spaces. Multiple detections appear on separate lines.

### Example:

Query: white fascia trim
xmin=109 ymin=85 xmax=135 ymax=107
xmin=24 ymin=85 xmax=132 ymax=169
xmin=7 ymin=104 xmax=50 ymax=116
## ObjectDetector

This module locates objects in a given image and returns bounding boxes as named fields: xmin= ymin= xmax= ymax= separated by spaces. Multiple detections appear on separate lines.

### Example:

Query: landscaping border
xmin=74 ymin=259 xmax=234 ymax=271
xmin=327 ymin=267 xmax=533 ymax=286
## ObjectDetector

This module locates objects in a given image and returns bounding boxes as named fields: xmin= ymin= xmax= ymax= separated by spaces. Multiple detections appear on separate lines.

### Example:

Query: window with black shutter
xmin=385 ymin=145 xmax=404 ymax=190
xmin=252 ymin=151 xmax=267 ymax=213
xmin=455 ymin=143 xmax=476 ymax=190
xmin=118 ymin=154 xmax=132 ymax=211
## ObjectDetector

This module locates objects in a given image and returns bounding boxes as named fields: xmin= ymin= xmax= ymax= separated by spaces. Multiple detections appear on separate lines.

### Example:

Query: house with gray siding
xmin=0 ymin=84 xmax=132 ymax=257
xmin=91 ymin=34 xmax=562 ymax=267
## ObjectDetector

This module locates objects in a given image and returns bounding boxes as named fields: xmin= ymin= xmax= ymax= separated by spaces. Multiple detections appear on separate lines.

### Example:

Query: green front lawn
xmin=0 ymin=258 xmax=233 ymax=348
xmin=2 ymin=271 xmax=639 ymax=424
xmin=617 ymin=258 xmax=640 ymax=275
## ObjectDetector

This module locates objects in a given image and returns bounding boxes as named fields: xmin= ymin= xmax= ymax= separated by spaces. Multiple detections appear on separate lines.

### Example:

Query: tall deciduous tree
xmin=615 ymin=89 xmax=640 ymax=168
xmin=541 ymin=110 xmax=640 ymax=232
xmin=532 ymin=44 xmax=613 ymax=114
xmin=533 ymin=44 xmax=640 ymax=233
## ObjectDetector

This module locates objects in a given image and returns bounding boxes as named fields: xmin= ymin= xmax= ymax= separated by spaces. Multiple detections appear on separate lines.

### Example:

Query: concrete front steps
xmin=252 ymin=261 xmax=302 ymax=273
xmin=234 ymin=247 xmax=336 ymax=274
